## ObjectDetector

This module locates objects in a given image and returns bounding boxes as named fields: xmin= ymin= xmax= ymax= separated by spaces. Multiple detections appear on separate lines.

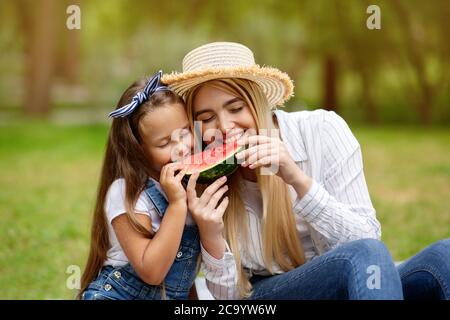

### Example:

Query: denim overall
xmin=81 ymin=179 xmax=200 ymax=300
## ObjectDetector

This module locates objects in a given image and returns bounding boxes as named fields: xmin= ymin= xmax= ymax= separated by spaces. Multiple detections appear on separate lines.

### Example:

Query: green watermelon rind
xmin=185 ymin=145 xmax=244 ymax=184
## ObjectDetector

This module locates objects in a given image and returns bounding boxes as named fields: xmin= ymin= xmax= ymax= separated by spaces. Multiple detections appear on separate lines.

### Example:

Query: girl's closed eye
xmin=158 ymin=139 xmax=170 ymax=148
xmin=158 ymin=129 xmax=190 ymax=149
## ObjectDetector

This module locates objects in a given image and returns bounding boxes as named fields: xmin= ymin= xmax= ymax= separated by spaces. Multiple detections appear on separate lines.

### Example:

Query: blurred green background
xmin=0 ymin=0 xmax=449 ymax=299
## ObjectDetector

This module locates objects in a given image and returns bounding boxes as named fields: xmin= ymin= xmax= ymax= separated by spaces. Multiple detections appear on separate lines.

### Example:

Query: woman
xmin=162 ymin=42 xmax=450 ymax=300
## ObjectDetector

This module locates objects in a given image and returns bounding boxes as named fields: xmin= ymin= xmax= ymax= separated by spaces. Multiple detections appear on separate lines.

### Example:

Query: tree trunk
xmin=417 ymin=77 xmax=432 ymax=124
xmin=360 ymin=69 xmax=378 ymax=124
xmin=20 ymin=0 xmax=58 ymax=116
xmin=60 ymin=25 xmax=80 ymax=84
xmin=61 ymin=0 xmax=81 ymax=84
xmin=322 ymin=55 xmax=338 ymax=112
xmin=57 ymin=0 xmax=80 ymax=84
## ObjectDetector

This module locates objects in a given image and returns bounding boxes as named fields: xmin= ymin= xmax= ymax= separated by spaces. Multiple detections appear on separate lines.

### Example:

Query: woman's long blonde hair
xmin=185 ymin=78 xmax=305 ymax=298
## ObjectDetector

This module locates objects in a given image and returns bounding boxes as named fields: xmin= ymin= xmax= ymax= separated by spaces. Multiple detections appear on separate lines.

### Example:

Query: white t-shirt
xmin=103 ymin=178 xmax=194 ymax=267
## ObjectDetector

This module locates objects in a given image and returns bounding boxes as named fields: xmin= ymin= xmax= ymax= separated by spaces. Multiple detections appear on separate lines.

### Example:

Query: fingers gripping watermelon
xmin=182 ymin=141 xmax=244 ymax=184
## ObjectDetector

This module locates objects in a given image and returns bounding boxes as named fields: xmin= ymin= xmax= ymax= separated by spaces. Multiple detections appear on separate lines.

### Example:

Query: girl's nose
xmin=186 ymin=133 xmax=194 ymax=149
xmin=182 ymin=133 xmax=194 ymax=157
xmin=173 ymin=143 xmax=191 ymax=161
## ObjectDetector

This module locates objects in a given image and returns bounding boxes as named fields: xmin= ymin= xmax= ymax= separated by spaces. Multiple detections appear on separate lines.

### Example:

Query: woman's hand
xmin=159 ymin=163 xmax=188 ymax=205
xmin=186 ymin=173 xmax=229 ymax=248
xmin=236 ymin=135 xmax=312 ymax=196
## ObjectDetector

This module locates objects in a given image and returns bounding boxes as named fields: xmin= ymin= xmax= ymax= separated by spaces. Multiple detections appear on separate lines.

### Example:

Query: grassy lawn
xmin=0 ymin=121 xmax=449 ymax=299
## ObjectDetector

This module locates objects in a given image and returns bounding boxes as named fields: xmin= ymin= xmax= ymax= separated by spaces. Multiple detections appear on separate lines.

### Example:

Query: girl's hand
xmin=236 ymin=135 xmax=309 ymax=188
xmin=186 ymin=173 xmax=229 ymax=242
xmin=159 ymin=163 xmax=188 ymax=205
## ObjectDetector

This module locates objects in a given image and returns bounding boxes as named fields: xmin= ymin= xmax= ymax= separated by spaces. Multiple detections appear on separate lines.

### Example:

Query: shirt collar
xmin=272 ymin=110 xmax=308 ymax=162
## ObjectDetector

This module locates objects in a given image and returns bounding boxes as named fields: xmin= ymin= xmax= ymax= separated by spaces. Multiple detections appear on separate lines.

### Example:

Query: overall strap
xmin=143 ymin=179 xmax=168 ymax=217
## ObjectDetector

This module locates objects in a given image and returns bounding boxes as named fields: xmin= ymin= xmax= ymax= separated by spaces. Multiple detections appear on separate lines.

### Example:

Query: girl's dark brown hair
xmin=77 ymin=77 xmax=184 ymax=299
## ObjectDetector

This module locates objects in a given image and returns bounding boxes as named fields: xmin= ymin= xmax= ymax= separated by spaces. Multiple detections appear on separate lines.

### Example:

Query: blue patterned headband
xmin=108 ymin=70 xmax=171 ymax=118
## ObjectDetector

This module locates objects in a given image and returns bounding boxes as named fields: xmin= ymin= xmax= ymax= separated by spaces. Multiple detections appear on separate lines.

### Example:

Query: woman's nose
xmin=218 ymin=114 xmax=234 ymax=135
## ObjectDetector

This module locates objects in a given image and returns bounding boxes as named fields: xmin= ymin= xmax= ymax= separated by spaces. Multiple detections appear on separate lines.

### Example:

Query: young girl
xmin=78 ymin=71 xmax=202 ymax=300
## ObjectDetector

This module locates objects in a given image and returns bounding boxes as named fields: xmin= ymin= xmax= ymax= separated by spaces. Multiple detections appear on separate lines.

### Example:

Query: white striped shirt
xmin=200 ymin=109 xmax=382 ymax=299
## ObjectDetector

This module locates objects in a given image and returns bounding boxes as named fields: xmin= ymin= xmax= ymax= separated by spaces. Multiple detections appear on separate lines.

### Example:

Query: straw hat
xmin=162 ymin=42 xmax=294 ymax=108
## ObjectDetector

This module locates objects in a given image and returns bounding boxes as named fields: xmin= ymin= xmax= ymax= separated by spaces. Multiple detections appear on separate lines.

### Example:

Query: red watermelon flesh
xmin=182 ymin=140 xmax=244 ymax=184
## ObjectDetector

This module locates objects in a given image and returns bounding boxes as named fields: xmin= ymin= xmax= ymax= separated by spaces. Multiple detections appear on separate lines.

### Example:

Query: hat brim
xmin=161 ymin=65 xmax=294 ymax=108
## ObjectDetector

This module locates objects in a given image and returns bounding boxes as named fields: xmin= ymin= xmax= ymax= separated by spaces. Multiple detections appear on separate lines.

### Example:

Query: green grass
xmin=0 ymin=121 xmax=449 ymax=299
xmin=354 ymin=125 xmax=450 ymax=259
xmin=0 ymin=121 xmax=107 ymax=299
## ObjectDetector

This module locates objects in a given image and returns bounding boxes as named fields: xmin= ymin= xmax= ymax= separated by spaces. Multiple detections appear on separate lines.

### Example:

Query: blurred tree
xmin=390 ymin=0 xmax=446 ymax=124
xmin=2 ymin=0 xmax=448 ymax=124
xmin=297 ymin=0 xmax=343 ymax=112
xmin=334 ymin=0 xmax=385 ymax=124
xmin=272 ymin=1 xmax=310 ymax=108
xmin=323 ymin=55 xmax=338 ymax=112
xmin=17 ymin=0 xmax=59 ymax=116
xmin=55 ymin=0 xmax=81 ymax=85
xmin=391 ymin=0 xmax=431 ymax=124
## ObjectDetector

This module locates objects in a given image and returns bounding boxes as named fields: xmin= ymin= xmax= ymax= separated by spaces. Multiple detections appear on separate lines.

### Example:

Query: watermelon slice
xmin=182 ymin=141 xmax=244 ymax=184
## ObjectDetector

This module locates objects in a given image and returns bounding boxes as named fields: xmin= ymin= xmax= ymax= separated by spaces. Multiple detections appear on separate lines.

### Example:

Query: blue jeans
xmin=397 ymin=239 xmax=450 ymax=300
xmin=81 ymin=264 xmax=164 ymax=300
xmin=248 ymin=238 xmax=403 ymax=300
xmin=248 ymin=238 xmax=450 ymax=300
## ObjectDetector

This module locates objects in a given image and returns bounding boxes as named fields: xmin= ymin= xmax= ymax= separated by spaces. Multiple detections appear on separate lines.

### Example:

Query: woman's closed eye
xmin=229 ymin=106 xmax=243 ymax=113
xmin=196 ymin=105 xmax=244 ymax=123
xmin=198 ymin=114 xmax=215 ymax=123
